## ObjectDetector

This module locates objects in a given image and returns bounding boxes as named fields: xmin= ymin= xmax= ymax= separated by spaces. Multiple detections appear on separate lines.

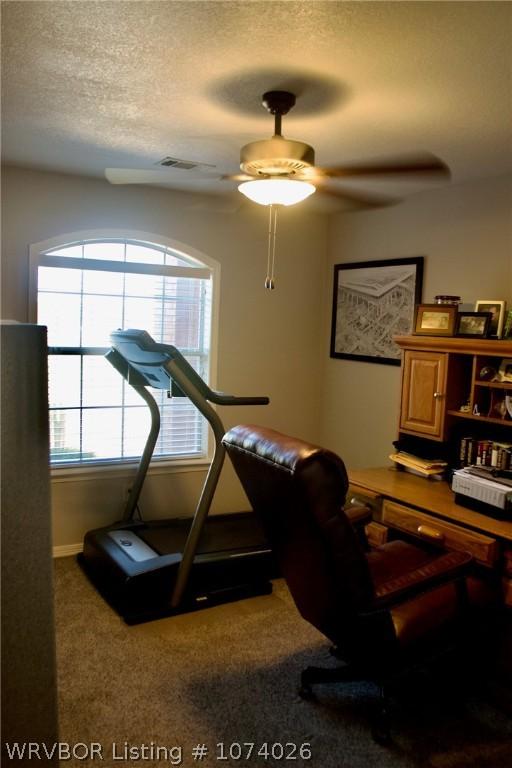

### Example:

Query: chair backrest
xmin=222 ymin=425 xmax=375 ymax=644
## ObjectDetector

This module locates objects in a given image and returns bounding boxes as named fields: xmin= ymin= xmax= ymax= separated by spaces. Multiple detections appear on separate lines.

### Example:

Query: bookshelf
xmin=394 ymin=335 xmax=512 ymax=470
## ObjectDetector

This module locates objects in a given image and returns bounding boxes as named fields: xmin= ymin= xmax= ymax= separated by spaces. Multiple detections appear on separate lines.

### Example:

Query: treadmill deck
xmin=137 ymin=511 xmax=269 ymax=556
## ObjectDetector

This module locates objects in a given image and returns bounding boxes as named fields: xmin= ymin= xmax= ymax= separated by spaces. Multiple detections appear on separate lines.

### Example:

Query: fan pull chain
xmin=265 ymin=205 xmax=273 ymax=290
xmin=265 ymin=204 xmax=278 ymax=290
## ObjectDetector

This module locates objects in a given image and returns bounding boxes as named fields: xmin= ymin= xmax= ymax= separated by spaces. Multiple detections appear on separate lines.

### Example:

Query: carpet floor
xmin=54 ymin=557 xmax=511 ymax=768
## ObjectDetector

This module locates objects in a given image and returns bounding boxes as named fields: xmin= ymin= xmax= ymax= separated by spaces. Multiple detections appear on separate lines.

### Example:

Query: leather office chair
xmin=222 ymin=425 xmax=486 ymax=742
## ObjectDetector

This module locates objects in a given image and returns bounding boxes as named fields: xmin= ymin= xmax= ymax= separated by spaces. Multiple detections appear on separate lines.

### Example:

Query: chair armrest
xmin=372 ymin=550 xmax=472 ymax=609
xmin=343 ymin=503 xmax=372 ymax=550
xmin=344 ymin=503 xmax=372 ymax=527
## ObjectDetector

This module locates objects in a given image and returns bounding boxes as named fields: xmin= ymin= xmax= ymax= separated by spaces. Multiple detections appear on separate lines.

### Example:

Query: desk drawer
xmin=382 ymin=500 xmax=499 ymax=567
xmin=348 ymin=484 xmax=382 ymax=515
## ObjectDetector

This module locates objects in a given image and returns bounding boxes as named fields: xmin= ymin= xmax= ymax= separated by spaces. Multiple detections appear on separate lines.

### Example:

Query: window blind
xmin=38 ymin=240 xmax=212 ymax=466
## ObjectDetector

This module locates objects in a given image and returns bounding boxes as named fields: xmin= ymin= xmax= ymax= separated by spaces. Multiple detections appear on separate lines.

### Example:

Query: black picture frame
xmin=455 ymin=311 xmax=492 ymax=338
xmin=330 ymin=257 xmax=424 ymax=365
xmin=474 ymin=300 xmax=507 ymax=338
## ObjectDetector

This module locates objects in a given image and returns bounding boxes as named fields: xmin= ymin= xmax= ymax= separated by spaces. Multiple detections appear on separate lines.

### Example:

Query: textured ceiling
xmin=2 ymin=1 xmax=512 ymax=208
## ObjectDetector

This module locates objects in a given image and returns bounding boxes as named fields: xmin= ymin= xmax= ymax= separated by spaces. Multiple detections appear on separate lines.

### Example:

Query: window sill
xmin=50 ymin=456 xmax=211 ymax=483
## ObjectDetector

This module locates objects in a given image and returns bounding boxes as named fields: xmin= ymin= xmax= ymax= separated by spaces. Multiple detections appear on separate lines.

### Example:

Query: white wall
xmin=3 ymin=167 xmax=511 ymax=547
xmin=1 ymin=166 xmax=328 ymax=549
xmin=322 ymin=174 xmax=512 ymax=468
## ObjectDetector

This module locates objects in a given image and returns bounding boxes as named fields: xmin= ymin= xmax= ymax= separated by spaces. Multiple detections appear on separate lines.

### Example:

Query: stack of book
xmin=389 ymin=451 xmax=448 ymax=478
xmin=459 ymin=437 xmax=512 ymax=470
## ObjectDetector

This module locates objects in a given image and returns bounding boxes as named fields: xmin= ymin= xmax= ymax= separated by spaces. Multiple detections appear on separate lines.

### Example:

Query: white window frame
xmin=28 ymin=229 xmax=221 ymax=478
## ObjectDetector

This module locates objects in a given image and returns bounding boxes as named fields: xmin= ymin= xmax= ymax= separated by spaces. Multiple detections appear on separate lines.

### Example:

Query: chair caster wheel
xmin=371 ymin=725 xmax=391 ymax=745
xmin=371 ymin=711 xmax=391 ymax=745
xmin=298 ymin=684 xmax=316 ymax=701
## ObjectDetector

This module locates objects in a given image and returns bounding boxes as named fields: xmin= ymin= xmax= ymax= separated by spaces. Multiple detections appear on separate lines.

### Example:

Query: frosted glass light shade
xmin=238 ymin=178 xmax=316 ymax=206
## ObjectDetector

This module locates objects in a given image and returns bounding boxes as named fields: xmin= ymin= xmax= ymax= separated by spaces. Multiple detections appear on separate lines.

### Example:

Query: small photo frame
xmin=498 ymin=358 xmax=512 ymax=383
xmin=474 ymin=300 xmax=507 ymax=338
xmin=502 ymin=309 xmax=512 ymax=340
xmin=414 ymin=303 xmax=457 ymax=336
xmin=455 ymin=311 xmax=491 ymax=338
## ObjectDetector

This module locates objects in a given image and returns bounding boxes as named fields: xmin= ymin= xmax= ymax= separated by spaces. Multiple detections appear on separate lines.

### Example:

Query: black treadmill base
xmin=77 ymin=552 xmax=272 ymax=625
xmin=78 ymin=511 xmax=278 ymax=624
xmin=123 ymin=581 xmax=273 ymax=625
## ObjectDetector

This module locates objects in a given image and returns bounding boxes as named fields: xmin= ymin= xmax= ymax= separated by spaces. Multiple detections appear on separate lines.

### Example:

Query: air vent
xmin=157 ymin=156 xmax=215 ymax=171
xmin=158 ymin=157 xmax=199 ymax=170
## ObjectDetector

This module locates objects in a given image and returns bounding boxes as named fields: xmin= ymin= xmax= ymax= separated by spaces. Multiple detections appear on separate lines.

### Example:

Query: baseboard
xmin=53 ymin=543 xmax=83 ymax=558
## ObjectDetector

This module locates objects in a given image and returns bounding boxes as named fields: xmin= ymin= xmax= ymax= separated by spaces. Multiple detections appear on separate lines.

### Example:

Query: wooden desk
xmin=349 ymin=466 xmax=512 ymax=541
xmin=348 ymin=466 xmax=512 ymax=605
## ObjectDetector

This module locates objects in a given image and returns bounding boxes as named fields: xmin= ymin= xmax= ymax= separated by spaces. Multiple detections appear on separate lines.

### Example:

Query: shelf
xmin=396 ymin=336 xmax=512 ymax=484
xmin=474 ymin=381 xmax=512 ymax=390
xmin=394 ymin=335 xmax=512 ymax=356
xmin=447 ymin=409 xmax=512 ymax=427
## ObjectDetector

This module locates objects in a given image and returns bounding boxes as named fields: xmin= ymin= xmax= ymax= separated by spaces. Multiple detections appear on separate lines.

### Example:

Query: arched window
xmin=29 ymin=233 xmax=219 ymax=467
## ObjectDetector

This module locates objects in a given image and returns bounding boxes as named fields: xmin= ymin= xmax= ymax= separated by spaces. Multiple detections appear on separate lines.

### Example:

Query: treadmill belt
xmin=138 ymin=513 xmax=269 ymax=556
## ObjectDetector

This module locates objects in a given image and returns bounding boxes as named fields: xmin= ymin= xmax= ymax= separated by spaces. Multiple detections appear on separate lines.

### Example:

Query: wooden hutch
xmin=349 ymin=335 xmax=512 ymax=606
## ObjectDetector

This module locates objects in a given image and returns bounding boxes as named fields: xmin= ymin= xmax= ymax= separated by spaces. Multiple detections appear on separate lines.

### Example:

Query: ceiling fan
xmin=221 ymin=90 xmax=450 ymax=208
xmin=106 ymin=89 xmax=451 ymax=210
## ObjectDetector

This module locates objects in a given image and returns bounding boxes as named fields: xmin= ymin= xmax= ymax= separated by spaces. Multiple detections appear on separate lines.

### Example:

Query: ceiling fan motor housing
xmin=240 ymin=137 xmax=315 ymax=176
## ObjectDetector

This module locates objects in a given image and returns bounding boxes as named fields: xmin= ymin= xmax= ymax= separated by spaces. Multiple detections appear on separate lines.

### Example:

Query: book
xmin=458 ymin=437 xmax=512 ymax=469
xmin=389 ymin=452 xmax=447 ymax=477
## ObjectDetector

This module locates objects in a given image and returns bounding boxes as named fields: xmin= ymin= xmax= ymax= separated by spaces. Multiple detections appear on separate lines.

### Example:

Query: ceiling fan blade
xmin=105 ymin=168 xmax=219 ymax=185
xmin=105 ymin=168 xmax=178 ymax=185
xmin=220 ymin=173 xmax=255 ymax=182
xmin=316 ymin=184 xmax=401 ymax=209
xmin=314 ymin=153 xmax=450 ymax=179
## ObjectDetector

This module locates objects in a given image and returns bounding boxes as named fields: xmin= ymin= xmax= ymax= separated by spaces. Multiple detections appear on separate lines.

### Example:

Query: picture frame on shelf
xmin=413 ymin=303 xmax=457 ymax=336
xmin=488 ymin=391 xmax=508 ymax=419
xmin=502 ymin=309 xmax=512 ymax=340
xmin=455 ymin=311 xmax=491 ymax=338
xmin=498 ymin=358 xmax=512 ymax=383
xmin=329 ymin=256 xmax=423 ymax=366
xmin=474 ymin=300 xmax=507 ymax=338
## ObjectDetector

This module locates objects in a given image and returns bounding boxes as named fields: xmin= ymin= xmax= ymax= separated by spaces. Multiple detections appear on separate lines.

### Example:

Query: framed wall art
xmin=330 ymin=257 xmax=423 ymax=365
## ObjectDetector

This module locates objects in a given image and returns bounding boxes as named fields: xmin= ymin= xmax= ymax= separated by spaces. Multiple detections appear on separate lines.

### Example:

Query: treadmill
xmin=80 ymin=329 xmax=276 ymax=623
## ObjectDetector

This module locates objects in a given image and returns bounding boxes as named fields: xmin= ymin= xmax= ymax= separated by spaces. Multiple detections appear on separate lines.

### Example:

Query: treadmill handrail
xmin=110 ymin=329 xmax=269 ymax=405
xmin=208 ymin=393 xmax=269 ymax=406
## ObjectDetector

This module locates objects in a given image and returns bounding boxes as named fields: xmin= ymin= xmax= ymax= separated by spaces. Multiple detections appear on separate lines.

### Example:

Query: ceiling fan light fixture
xmin=238 ymin=178 xmax=316 ymax=206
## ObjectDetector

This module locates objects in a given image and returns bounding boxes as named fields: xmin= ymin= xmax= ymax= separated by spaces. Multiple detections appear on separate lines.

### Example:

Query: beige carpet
xmin=54 ymin=557 xmax=511 ymax=767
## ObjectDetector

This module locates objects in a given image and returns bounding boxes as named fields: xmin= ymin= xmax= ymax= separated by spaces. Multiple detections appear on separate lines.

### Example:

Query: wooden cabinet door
xmin=400 ymin=350 xmax=447 ymax=438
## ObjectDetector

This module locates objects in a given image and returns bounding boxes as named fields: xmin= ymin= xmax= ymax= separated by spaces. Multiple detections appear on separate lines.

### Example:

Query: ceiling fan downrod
xmin=262 ymin=90 xmax=296 ymax=137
